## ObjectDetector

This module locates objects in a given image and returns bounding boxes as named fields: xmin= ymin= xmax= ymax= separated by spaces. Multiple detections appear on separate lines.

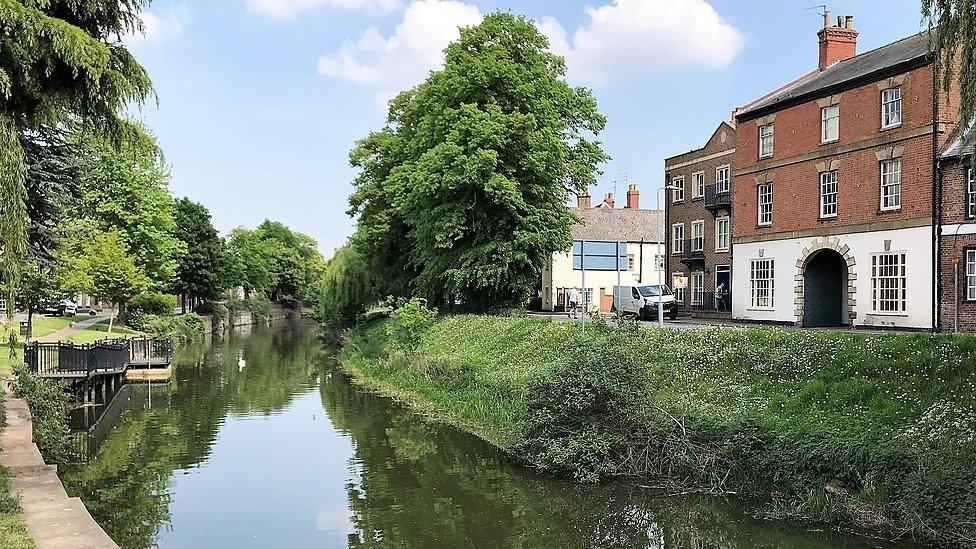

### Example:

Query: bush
xmin=247 ymin=297 xmax=272 ymax=322
xmin=11 ymin=365 xmax=72 ymax=463
xmin=128 ymin=292 xmax=177 ymax=316
xmin=385 ymin=299 xmax=437 ymax=352
xmin=138 ymin=313 xmax=206 ymax=345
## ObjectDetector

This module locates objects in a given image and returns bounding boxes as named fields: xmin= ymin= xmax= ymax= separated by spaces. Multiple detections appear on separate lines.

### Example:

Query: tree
xmin=227 ymin=221 xmax=325 ymax=302
xmin=924 ymin=1 xmax=976 ymax=142
xmin=11 ymin=260 xmax=67 ymax=338
xmin=170 ymin=198 xmax=232 ymax=312
xmin=74 ymin=129 xmax=185 ymax=288
xmin=316 ymin=244 xmax=378 ymax=326
xmin=348 ymin=13 xmax=608 ymax=310
xmin=22 ymin=126 xmax=82 ymax=263
xmin=0 ymin=0 xmax=154 ymax=327
xmin=67 ymin=230 xmax=149 ymax=329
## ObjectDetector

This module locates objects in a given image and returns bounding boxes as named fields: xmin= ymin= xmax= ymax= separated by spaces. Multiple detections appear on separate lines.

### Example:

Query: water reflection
xmin=62 ymin=321 xmax=912 ymax=548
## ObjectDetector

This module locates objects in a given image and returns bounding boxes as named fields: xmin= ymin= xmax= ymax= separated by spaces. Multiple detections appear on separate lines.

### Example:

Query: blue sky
xmin=127 ymin=0 xmax=927 ymax=257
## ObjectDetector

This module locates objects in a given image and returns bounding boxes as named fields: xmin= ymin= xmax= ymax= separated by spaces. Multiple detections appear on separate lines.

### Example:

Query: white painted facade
xmin=542 ymin=241 xmax=666 ymax=311
xmin=732 ymin=225 xmax=933 ymax=329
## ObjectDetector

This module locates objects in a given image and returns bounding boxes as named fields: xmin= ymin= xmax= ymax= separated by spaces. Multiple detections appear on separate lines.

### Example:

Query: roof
xmin=570 ymin=207 xmax=664 ymax=243
xmin=664 ymin=121 xmax=737 ymax=166
xmin=942 ymin=124 xmax=975 ymax=159
xmin=737 ymin=31 xmax=932 ymax=120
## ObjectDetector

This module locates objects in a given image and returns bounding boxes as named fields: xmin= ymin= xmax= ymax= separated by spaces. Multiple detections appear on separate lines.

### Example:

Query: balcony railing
xmin=705 ymin=184 xmax=731 ymax=212
xmin=677 ymin=238 xmax=705 ymax=262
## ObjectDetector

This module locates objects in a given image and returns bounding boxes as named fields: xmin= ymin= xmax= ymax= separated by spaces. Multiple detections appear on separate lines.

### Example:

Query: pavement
xmin=35 ymin=315 xmax=110 ymax=343
xmin=1 ymin=383 xmax=118 ymax=548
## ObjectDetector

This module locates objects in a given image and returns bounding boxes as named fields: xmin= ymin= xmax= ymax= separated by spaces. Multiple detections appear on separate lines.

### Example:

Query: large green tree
xmin=348 ymin=12 xmax=608 ymax=310
xmin=0 ymin=0 xmax=154 ymax=325
xmin=67 ymin=229 xmax=149 ymax=328
xmin=227 ymin=221 xmax=324 ymax=302
xmin=316 ymin=244 xmax=377 ymax=326
xmin=170 ymin=197 xmax=232 ymax=311
xmin=924 ymin=1 xmax=976 ymax=138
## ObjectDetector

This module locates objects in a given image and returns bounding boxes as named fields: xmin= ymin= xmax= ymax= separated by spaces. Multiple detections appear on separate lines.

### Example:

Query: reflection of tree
xmin=320 ymin=369 xmax=867 ymax=549
xmin=62 ymin=320 xmax=323 ymax=548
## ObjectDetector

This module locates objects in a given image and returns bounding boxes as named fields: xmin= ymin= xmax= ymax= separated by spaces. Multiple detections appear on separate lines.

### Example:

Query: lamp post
xmin=657 ymin=184 xmax=681 ymax=328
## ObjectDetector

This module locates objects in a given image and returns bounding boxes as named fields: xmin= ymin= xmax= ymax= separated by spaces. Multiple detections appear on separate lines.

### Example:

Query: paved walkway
xmin=1 ymin=384 xmax=117 ymax=548
xmin=36 ymin=315 xmax=109 ymax=343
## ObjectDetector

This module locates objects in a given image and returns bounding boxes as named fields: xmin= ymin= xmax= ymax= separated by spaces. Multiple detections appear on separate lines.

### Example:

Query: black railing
xmin=705 ymin=184 xmax=731 ymax=210
xmin=678 ymin=238 xmax=705 ymax=261
xmin=690 ymin=291 xmax=731 ymax=312
xmin=25 ymin=337 xmax=171 ymax=378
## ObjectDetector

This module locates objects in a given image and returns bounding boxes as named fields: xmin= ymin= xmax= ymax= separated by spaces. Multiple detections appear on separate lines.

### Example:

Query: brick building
xmin=731 ymin=14 xmax=959 ymax=329
xmin=938 ymin=130 xmax=975 ymax=331
xmin=664 ymin=121 xmax=736 ymax=317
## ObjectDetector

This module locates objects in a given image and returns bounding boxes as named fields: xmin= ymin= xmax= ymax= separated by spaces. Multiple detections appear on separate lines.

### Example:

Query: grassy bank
xmin=341 ymin=315 xmax=976 ymax=546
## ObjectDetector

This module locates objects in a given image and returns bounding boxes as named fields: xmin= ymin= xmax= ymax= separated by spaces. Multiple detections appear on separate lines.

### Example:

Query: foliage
xmin=0 ymin=115 xmax=27 ymax=316
xmin=64 ymin=229 xmax=149 ymax=311
xmin=385 ymin=299 xmax=437 ymax=352
xmin=169 ymin=198 xmax=232 ymax=303
xmin=128 ymin=292 xmax=177 ymax=316
xmin=348 ymin=12 xmax=607 ymax=311
xmin=924 ymin=0 xmax=976 ymax=145
xmin=227 ymin=220 xmax=325 ymax=302
xmin=129 ymin=312 xmax=205 ymax=345
xmin=246 ymin=296 xmax=272 ymax=322
xmin=8 ymin=260 xmax=67 ymax=337
xmin=21 ymin=125 xmax=81 ymax=263
xmin=315 ymin=244 xmax=378 ymax=327
xmin=341 ymin=316 xmax=976 ymax=546
xmin=72 ymin=129 xmax=184 ymax=287
xmin=11 ymin=365 xmax=72 ymax=463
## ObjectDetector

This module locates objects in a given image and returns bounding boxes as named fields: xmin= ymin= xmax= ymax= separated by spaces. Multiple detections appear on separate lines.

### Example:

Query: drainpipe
xmin=954 ymin=260 xmax=959 ymax=332
xmin=639 ymin=238 xmax=644 ymax=284
xmin=931 ymin=54 xmax=941 ymax=332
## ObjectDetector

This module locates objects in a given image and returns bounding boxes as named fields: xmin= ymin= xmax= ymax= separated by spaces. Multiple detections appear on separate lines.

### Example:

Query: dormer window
xmin=881 ymin=87 xmax=902 ymax=128
xmin=821 ymin=105 xmax=839 ymax=143
xmin=759 ymin=124 xmax=774 ymax=158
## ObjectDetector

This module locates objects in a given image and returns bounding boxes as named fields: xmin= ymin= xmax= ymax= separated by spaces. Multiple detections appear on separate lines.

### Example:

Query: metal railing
xmin=690 ymin=292 xmax=731 ymax=312
xmin=705 ymin=184 xmax=731 ymax=209
xmin=25 ymin=337 xmax=171 ymax=378
xmin=677 ymin=238 xmax=705 ymax=261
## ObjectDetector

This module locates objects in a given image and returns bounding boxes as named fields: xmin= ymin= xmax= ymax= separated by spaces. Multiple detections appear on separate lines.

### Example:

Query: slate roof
xmin=737 ymin=31 xmax=932 ymax=120
xmin=942 ymin=125 xmax=975 ymax=158
xmin=569 ymin=207 xmax=664 ymax=243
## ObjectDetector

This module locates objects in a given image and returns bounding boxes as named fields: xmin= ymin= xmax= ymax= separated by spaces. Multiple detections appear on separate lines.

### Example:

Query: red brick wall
xmin=939 ymin=234 xmax=976 ymax=331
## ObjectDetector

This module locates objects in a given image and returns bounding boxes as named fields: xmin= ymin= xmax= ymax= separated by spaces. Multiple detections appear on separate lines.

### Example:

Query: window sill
xmin=867 ymin=311 xmax=908 ymax=317
xmin=880 ymin=123 xmax=902 ymax=132
xmin=715 ymin=248 xmax=730 ymax=253
xmin=758 ymin=154 xmax=773 ymax=161
xmin=878 ymin=207 xmax=902 ymax=214
xmin=756 ymin=224 xmax=773 ymax=229
xmin=747 ymin=307 xmax=775 ymax=312
xmin=820 ymin=138 xmax=839 ymax=146
xmin=818 ymin=215 xmax=838 ymax=221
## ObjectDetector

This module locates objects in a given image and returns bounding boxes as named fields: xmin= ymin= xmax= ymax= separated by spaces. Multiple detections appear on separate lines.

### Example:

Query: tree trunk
xmin=26 ymin=307 xmax=33 ymax=339
xmin=181 ymin=293 xmax=187 ymax=314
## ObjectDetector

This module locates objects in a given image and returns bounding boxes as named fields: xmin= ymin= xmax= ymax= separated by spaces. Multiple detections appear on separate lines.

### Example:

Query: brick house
xmin=541 ymin=187 xmax=665 ymax=313
xmin=731 ymin=14 xmax=959 ymax=329
xmin=664 ymin=121 xmax=736 ymax=317
xmin=938 ymin=130 xmax=975 ymax=331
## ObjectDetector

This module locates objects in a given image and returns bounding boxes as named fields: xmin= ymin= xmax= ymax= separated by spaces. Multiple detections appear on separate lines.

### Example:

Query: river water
xmin=61 ymin=321 xmax=914 ymax=548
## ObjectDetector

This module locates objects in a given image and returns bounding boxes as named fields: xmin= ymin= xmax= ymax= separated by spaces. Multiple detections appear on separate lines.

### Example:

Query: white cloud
xmin=317 ymin=0 xmax=482 ymax=108
xmin=128 ymin=7 xmax=187 ymax=43
xmin=247 ymin=0 xmax=402 ymax=18
xmin=537 ymin=0 xmax=745 ymax=85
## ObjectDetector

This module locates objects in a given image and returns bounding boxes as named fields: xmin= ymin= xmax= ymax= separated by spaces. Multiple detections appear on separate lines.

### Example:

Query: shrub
xmin=385 ymin=299 xmax=437 ymax=352
xmin=11 ymin=365 xmax=72 ymax=463
xmin=128 ymin=292 xmax=177 ymax=316
xmin=247 ymin=297 xmax=273 ymax=322
xmin=139 ymin=313 xmax=206 ymax=345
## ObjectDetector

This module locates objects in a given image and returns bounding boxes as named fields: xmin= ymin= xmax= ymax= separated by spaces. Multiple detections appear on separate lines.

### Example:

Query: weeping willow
xmin=1 ymin=113 xmax=26 ymax=338
xmin=924 ymin=0 xmax=976 ymax=134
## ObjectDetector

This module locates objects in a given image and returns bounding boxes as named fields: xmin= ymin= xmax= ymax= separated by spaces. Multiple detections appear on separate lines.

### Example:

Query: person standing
xmin=567 ymin=287 xmax=580 ymax=319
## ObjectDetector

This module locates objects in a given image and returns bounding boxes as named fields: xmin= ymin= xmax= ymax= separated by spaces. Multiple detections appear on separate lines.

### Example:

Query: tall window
xmin=871 ymin=252 xmax=907 ymax=313
xmin=672 ymin=274 xmax=686 ymax=304
xmin=715 ymin=165 xmax=731 ymax=194
xmin=968 ymin=250 xmax=976 ymax=301
xmin=672 ymin=223 xmax=684 ymax=254
xmin=759 ymin=124 xmax=774 ymax=158
xmin=820 ymin=170 xmax=838 ymax=218
xmin=672 ymin=176 xmax=684 ymax=202
xmin=750 ymin=258 xmax=775 ymax=308
xmin=691 ymin=272 xmax=704 ymax=305
xmin=715 ymin=216 xmax=730 ymax=251
xmin=880 ymin=159 xmax=902 ymax=211
xmin=691 ymin=220 xmax=704 ymax=251
xmin=967 ymin=168 xmax=975 ymax=219
xmin=757 ymin=182 xmax=773 ymax=226
xmin=692 ymin=172 xmax=705 ymax=199
xmin=881 ymin=87 xmax=902 ymax=128
xmin=821 ymin=105 xmax=839 ymax=143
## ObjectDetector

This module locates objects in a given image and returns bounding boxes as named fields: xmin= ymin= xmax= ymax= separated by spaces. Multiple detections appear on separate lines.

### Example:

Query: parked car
xmin=77 ymin=305 xmax=101 ymax=316
xmin=612 ymin=284 xmax=678 ymax=320
xmin=59 ymin=300 xmax=78 ymax=316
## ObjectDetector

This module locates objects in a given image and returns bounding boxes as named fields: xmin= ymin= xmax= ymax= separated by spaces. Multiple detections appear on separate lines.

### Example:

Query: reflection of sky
xmin=157 ymin=390 xmax=356 ymax=547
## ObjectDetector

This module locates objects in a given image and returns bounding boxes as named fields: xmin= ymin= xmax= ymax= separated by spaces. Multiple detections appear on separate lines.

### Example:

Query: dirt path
xmin=35 ymin=316 xmax=109 ymax=343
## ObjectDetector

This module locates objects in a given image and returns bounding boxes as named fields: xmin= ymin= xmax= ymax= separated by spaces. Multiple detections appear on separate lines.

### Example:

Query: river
xmin=60 ymin=320 xmax=915 ymax=548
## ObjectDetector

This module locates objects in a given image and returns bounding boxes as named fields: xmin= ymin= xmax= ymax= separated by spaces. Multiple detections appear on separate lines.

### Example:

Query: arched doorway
xmin=803 ymin=248 xmax=847 ymax=327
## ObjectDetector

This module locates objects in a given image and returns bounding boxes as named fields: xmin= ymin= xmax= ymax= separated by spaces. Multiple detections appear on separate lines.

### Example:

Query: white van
xmin=611 ymin=284 xmax=679 ymax=321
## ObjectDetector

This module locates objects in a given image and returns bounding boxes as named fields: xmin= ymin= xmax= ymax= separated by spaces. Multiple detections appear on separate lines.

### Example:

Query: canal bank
xmin=339 ymin=314 xmax=976 ymax=547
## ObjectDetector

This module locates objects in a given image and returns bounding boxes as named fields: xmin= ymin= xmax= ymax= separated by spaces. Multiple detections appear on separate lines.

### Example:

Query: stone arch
xmin=793 ymin=237 xmax=857 ymax=326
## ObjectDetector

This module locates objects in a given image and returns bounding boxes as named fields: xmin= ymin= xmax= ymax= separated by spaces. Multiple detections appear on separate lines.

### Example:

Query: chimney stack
xmin=577 ymin=193 xmax=591 ymax=209
xmin=626 ymin=184 xmax=640 ymax=209
xmin=603 ymin=192 xmax=615 ymax=209
xmin=818 ymin=13 xmax=857 ymax=71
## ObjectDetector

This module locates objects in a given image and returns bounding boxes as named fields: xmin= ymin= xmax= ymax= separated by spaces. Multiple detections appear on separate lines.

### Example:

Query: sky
xmin=125 ymin=0 xmax=928 ymax=257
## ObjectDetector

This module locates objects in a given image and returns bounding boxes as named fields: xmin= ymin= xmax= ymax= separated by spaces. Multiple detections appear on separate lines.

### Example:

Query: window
xmin=672 ymin=176 xmax=685 ymax=202
xmin=654 ymin=255 xmax=665 ymax=271
xmin=881 ymin=87 xmax=902 ymax=128
xmin=821 ymin=105 xmax=839 ymax=143
xmin=672 ymin=223 xmax=684 ymax=254
xmin=691 ymin=272 xmax=704 ymax=305
xmin=757 ymin=182 xmax=773 ymax=226
xmin=759 ymin=124 xmax=774 ymax=158
xmin=871 ymin=253 xmax=906 ymax=313
xmin=750 ymin=259 xmax=774 ymax=308
xmin=691 ymin=220 xmax=704 ymax=252
xmin=820 ymin=170 xmax=838 ymax=218
xmin=692 ymin=172 xmax=705 ymax=199
xmin=627 ymin=254 xmax=635 ymax=271
xmin=672 ymin=274 xmax=686 ymax=303
xmin=968 ymin=250 xmax=976 ymax=301
xmin=880 ymin=159 xmax=902 ymax=211
xmin=967 ymin=168 xmax=976 ymax=219
xmin=715 ymin=165 xmax=731 ymax=194
xmin=715 ymin=216 xmax=730 ymax=251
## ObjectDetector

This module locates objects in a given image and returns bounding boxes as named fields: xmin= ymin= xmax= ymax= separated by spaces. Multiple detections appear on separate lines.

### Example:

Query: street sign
xmin=572 ymin=240 xmax=627 ymax=271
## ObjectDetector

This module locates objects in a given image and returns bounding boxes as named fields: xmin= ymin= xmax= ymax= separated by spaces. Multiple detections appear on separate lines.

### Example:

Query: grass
xmin=341 ymin=315 xmax=976 ymax=546
xmin=0 ymin=382 xmax=37 ymax=549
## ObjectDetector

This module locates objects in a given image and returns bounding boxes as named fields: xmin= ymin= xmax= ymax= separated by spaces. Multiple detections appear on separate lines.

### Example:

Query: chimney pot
xmin=818 ymin=13 xmax=858 ymax=70
xmin=626 ymin=184 xmax=640 ymax=209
